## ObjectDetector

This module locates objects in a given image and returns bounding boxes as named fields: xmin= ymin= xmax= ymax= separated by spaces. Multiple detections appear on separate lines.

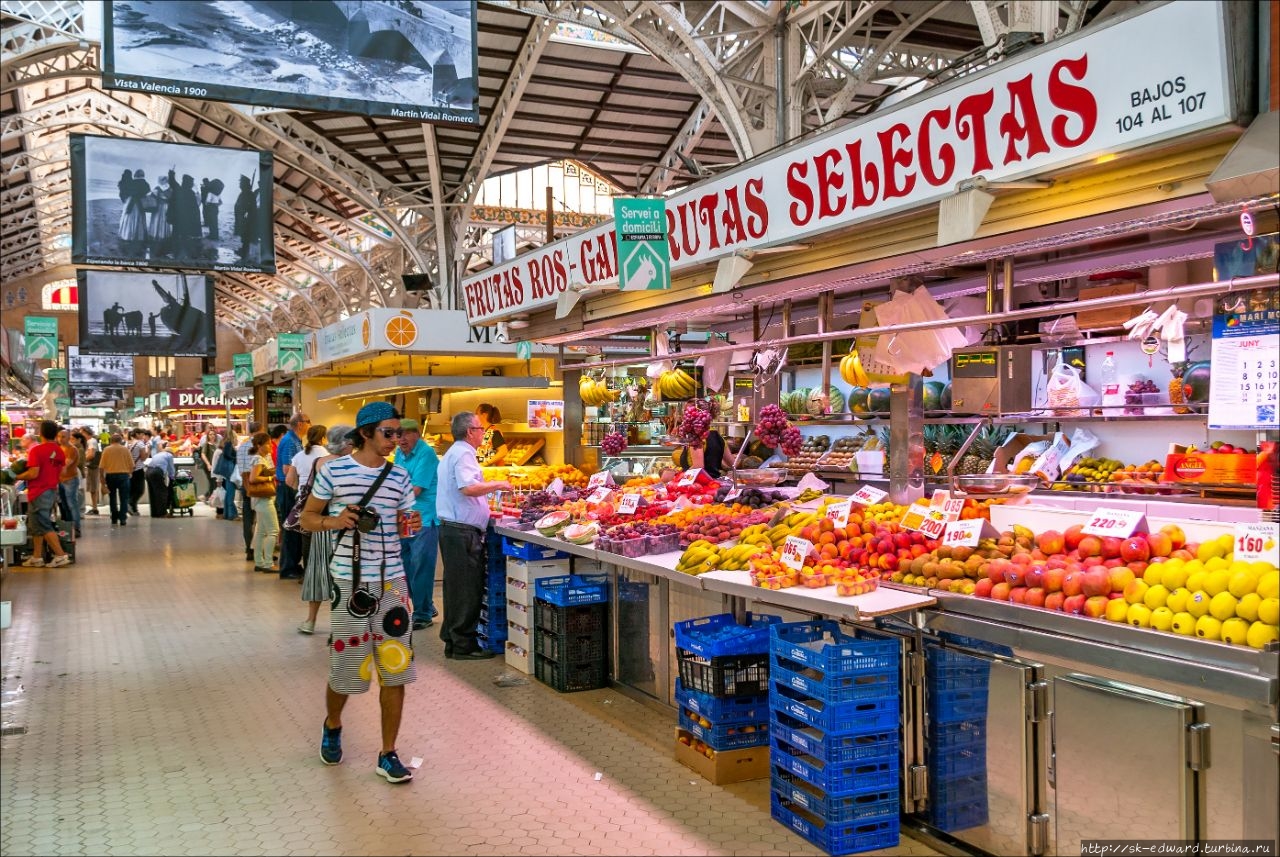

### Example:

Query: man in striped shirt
xmin=301 ymin=402 xmax=418 ymax=785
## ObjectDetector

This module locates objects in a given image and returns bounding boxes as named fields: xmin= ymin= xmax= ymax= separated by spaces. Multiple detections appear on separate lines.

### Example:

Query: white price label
xmin=850 ymin=485 xmax=888 ymax=506
xmin=588 ymin=471 xmax=611 ymax=489
xmin=724 ymin=488 xmax=741 ymax=502
xmin=825 ymin=501 xmax=851 ymax=529
xmin=676 ymin=468 xmax=702 ymax=487
xmin=943 ymin=520 xmax=984 ymax=547
xmin=930 ymin=492 xmax=965 ymax=521
xmin=1081 ymin=508 xmax=1145 ymax=538
xmin=917 ymin=516 xmax=947 ymax=540
xmin=586 ymin=487 xmax=611 ymax=505
xmin=546 ymin=478 xmax=564 ymax=496
xmin=781 ymin=536 xmax=813 ymax=571
xmin=617 ymin=493 xmax=640 ymax=515
xmin=1233 ymin=522 xmax=1279 ymax=563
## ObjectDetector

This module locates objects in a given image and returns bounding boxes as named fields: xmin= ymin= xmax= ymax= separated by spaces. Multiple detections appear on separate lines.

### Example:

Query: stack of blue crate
xmin=532 ymin=574 xmax=610 ymax=692
xmin=673 ymin=613 xmax=781 ymax=752
xmin=925 ymin=647 xmax=990 ymax=833
xmin=476 ymin=529 xmax=508 ymax=654
xmin=768 ymin=620 xmax=901 ymax=856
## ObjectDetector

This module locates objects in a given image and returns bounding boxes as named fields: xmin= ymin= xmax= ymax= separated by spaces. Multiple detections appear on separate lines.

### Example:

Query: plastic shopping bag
xmin=1043 ymin=363 xmax=1098 ymax=417
xmin=208 ymin=486 xmax=225 ymax=509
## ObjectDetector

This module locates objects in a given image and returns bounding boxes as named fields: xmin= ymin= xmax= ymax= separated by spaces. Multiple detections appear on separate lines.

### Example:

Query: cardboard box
xmin=1074 ymin=282 xmax=1141 ymax=329
xmin=1161 ymin=452 xmax=1256 ymax=485
xmin=992 ymin=434 xmax=1056 ymax=474
xmin=674 ymin=728 xmax=770 ymax=785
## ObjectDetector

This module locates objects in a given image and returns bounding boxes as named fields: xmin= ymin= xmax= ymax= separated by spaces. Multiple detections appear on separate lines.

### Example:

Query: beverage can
xmin=398 ymin=510 xmax=422 ymax=538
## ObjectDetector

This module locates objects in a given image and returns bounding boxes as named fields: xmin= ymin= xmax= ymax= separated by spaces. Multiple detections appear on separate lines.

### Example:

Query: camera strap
xmin=339 ymin=461 xmax=394 ymax=592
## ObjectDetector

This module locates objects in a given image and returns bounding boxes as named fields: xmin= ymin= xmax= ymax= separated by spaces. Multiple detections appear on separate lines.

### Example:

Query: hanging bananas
xmin=656 ymin=367 xmax=696 ymax=400
xmin=578 ymin=375 xmax=614 ymax=408
xmin=839 ymin=348 xmax=870 ymax=387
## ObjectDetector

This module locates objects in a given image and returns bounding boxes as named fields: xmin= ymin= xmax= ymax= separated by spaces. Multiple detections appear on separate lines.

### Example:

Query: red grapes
xmin=755 ymin=404 xmax=791 ymax=447
xmin=678 ymin=405 xmax=711 ymax=448
xmin=781 ymin=426 xmax=803 ymax=457
xmin=601 ymin=429 xmax=628 ymax=455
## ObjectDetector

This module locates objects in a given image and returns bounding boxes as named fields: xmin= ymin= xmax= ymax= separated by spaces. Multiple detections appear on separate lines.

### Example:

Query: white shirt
xmin=290 ymin=446 xmax=325 ymax=486
xmin=436 ymin=441 xmax=489 ymax=530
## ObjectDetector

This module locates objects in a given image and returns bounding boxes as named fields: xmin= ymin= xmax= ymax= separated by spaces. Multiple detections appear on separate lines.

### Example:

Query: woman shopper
xmin=217 ymin=428 xmax=239 ymax=521
xmin=198 ymin=425 xmax=220 ymax=504
xmin=474 ymin=403 xmax=507 ymax=466
xmin=247 ymin=432 xmax=279 ymax=572
xmin=297 ymin=425 xmax=352 ymax=635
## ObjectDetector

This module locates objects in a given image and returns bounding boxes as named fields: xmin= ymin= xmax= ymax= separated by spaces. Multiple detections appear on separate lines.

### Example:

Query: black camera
xmin=347 ymin=586 xmax=380 ymax=618
xmin=350 ymin=506 xmax=379 ymax=534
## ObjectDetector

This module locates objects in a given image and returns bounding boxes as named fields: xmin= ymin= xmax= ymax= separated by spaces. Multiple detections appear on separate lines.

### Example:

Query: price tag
xmin=724 ymin=488 xmax=741 ymax=502
xmin=930 ymin=491 xmax=966 ymax=521
xmin=901 ymin=501 xmax=947 ymax=539
xmin=586 ymin=487 xmax=611 ymax=505
xmin=780 ymin=536 xmax=813 ymax=571
xmin=1233 ymin=522 xmax=1279 ymax=563
xmin=942 ymin=520 xmax=985 ymax=547
xmin=676 ymin=468 xmax=702 ymax=487
xmin=918 ymin=515 xmax=947 ymax=540
xmin=546 ymin=478 xmax=564 ymax=497
xmin=850 ymin=485 xmax=888 ymax=506
xmin=825 ymin=500 xmax=851 ymax=529
xmin=671 ymin=496 xmax=694 ymax=512
xmin=1081 ymin=508 xmax=1145 ymax=538
xmin=616 ymin=493 xmax=640 ymax=515
xmin=588 ymin=471 xmax=612 ymax=489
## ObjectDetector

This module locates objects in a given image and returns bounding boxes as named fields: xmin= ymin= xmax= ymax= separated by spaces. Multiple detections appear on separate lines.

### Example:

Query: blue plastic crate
xmin=502 ymin=538 xmax=569 ymax=562
xmin=771 ymin=771 xmax=898 ymax=825
xmin=675 ymin=679 xmax=769 ymax=724
xmin=770 ymin=683 xmax=899 ymax=736
xmin=927 ymin=647 xmax=991 ymax=689
xmin=928 ymin=746 xmax=987 ymax=781
xmin=931 ymin=687 xmax=989 ymax=726
xmin=771 ymin=621 xmax=899 ymax=676
xmin=771 ymin=656 xmax=897 ymax=704
xmin=925 ymin=797 xmax=989 ymax=833
xmin=930 ymin=773 xmax=988 ymax=807
xmin=771 ymin=736 xmax=898 ymax=796
xmin=535 ymin=574 xmax=609 ymax=607
xmin=476 ymin=630 xmax=505 ymax=653
xmin=770 ymin=712 xmax=896 ymax=766
xmin=675 ymin=613 xmax=783 ymax=658
xmin=679 ymin=710 xmax=769 ymax=751
xmin=479 ymin=603 xmax=507 ymax=626
xmin=931 ymin=720 xmax=986 ymax=752
xmin=771 ymin=793 xmax=899 ymax=856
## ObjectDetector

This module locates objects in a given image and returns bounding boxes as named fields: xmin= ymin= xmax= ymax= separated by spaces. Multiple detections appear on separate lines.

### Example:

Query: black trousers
xmin=129 ymin=470 xmax=146 ymax=511
xmin=240 ymin=483 xmax=255 ymax=554
xmin=145 ymin=469 xmax=169 ymax=517
xmin=438 ymin=521 xmax=486 ymax=654
xmin=105 ymin=473 xmax=130 ymax=524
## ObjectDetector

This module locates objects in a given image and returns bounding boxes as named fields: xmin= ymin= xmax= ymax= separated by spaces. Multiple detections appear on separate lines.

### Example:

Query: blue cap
xmin=354 ymin=401 xmax=397 ymax=429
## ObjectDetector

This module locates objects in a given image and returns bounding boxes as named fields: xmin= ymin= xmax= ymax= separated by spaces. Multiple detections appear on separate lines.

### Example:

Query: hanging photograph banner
xmin=24 ymin=316 xmax=58 ymax=360
xmin=67 ymin=347 xmax=135 ymax=386
xmin=233 ymin=353 xmax=254 ymax=386
xmin=277 ymin=333 xmax=307 ymax=374
xmin=70 ymin=133 xmax=275 ymax=274
xmin=100 ymin=0 xmax=479 ymax=126
xmin=77 ymin=270 xmax=216 ymax=358
xmin=1208 ymin=297 xmax=1280 ymax=430
xmin=46 ymin=369 xmax=69 ymax=396
xmin=613 ymin=197 xmax=669 ymax=291
xmin=71 ymin=386 xmax=124 ymax=407
xmin=202 ymin=374 xmax=222 ymax=400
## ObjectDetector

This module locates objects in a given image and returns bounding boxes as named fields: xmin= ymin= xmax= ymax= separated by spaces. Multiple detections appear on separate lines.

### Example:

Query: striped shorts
xmin=327 ymin=576 xmax=416 ymax=695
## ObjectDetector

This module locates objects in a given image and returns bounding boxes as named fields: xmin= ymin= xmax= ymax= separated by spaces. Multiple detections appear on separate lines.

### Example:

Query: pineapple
xmin=1169 ymin=362 xmax=1191 ymax=414
xmin=922 ymin=425 xmax=938 ymax=470
xmin=938 ymin=425 xmax=964 ymax=474
xmin=958 ymin=424 xmax=1005 ymax=475
xmin=874 ymin=426 xmax=891 ymax=456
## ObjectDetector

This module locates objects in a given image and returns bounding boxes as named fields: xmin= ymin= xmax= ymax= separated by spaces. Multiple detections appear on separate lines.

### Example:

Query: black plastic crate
xmin=534 ymin=628 xmax=605 ymax=663
xmin=677 ymin=648 xmax=769 ymax=698
xmin=534 ymin=598 xmax=606 ymax=636
xmin=534 ymin=654 xmax=606 ymax=693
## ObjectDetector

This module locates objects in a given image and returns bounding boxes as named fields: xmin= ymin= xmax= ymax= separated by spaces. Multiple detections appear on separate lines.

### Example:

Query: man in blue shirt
xmin=275 ymin=412 xmax=309 ymax=580
xmin=392 ymin=419 xmax=440 ymax=630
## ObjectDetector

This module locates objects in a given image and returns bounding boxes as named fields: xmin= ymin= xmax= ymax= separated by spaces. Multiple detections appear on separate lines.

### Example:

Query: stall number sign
xmin=616 ymin=493 xmax=640 ymax=515
xmin=943 ymin=520 xmax=986 ymax=548
xmin=901 ymin=502 xmax=947 ymax=539
xmin=850 ymin=485 xmax=888 ymax=506
xmin=781 ymin=536 xmax=814 ymax=571
xmin=588 ymin=471 xmax=612 ymax=489
xmin=1233 ymin=523 xmax=1279 ymax=564
xmin=825 ymin=501 xmax=852 ymax=529
xmin=1081 ymin=508 xmax=1145 ymax=538
xmin=676 ymin=468 xmax=702 ymax=487
xmin=586 ymin=487 xmax=611 ymax=505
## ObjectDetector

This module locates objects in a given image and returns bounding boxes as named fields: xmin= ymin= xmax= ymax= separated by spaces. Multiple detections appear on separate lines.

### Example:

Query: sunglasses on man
xmin=376 ymin=427 xmax=403 ymax=438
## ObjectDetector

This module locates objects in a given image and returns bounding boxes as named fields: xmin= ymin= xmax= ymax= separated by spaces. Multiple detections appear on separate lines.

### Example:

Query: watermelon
xmin=1183 ymin=361 xmax=1211 ymax=403
xmin=784 ymin=388 xmax=810 ymax=415
xmin=535 ymin=510 xmax=572 ymax=537
xmin=923 ymin=381 xmax=947 ymax=411
xmin=806 ymin=385 xmax=846 ymax=416
xmin=868 ymin=385 xmax=892 ymax=413
xmin=561 ymin=522 xmax=598 ymax=545
xmin=941 ymin=382 xmax=952 ymax=410
xmin=848 ymin=386 xmax=870 ymax=413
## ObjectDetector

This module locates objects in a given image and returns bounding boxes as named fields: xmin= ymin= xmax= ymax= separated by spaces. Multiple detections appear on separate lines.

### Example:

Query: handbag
xmin=283 ymin=463 xmax=319 ymax=534
xmin=246 ymin=462 xmax=276 ymax=498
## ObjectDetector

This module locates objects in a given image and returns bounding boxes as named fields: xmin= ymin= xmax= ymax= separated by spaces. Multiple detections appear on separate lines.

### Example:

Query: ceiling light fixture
xmin=712 ymin=250 xmax=755 ymax=294
xmin=937 ymin=175 xmax=1052 ymax=246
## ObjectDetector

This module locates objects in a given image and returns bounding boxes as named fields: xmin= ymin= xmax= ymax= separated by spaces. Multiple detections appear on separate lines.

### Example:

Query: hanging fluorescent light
xmin=937 ymin=175 xmax=1051 ymax=247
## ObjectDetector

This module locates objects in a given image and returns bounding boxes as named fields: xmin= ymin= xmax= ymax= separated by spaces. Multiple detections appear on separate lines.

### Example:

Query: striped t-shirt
xmin=310 ymin=455 xmax=414 ymax=581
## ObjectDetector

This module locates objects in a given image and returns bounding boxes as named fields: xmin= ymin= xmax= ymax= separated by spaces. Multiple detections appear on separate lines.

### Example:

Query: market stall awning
xmin=317 ymin=375 xmax=550 ymax=403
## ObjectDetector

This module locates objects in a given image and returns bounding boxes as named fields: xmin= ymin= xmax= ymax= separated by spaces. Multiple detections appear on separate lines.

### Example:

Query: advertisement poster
xmin=102 ymin=0 xmax=479 ymax=125
xmin=526 ymin=400 xmax=564 ymax=429
xmin=613 ymin=197 xmax=669 ymax=291
xmin=1209 ymin=295 xmax=1280 ymax=430
xmin=233 ymin=353 xmax=254 ymax=386
xmin=70 ymin=133 xmax=275 ymax=273
xmin=77 ymin=270 xmax=216 ymax=358
xmin=24 ymin=316 xmax=58 ymax=360
xmin=277 ymin=333 xmax=306 ymax=374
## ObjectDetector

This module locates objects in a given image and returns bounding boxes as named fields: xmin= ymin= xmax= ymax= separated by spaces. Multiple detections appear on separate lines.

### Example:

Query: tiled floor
xmin=0 ymin=505 xmax=941 ymax=857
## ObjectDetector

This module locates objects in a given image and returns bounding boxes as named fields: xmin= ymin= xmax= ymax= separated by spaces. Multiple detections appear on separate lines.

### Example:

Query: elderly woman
xmin=296 ymin=425 xmax=353 ymax=635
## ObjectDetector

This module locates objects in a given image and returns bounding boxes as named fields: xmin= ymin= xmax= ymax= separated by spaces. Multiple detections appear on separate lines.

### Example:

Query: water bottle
xmin=1099 ymin=351 xmax=1122 ymax=413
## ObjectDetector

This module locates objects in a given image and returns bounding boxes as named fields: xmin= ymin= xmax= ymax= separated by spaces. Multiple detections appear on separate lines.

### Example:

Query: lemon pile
xmin=1114 ymin=534 xmax=1279 ymax=648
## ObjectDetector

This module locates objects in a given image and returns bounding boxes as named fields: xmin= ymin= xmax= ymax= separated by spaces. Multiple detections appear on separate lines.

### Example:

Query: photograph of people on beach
xmin=67 ymin=347 xmax=136 ymax=386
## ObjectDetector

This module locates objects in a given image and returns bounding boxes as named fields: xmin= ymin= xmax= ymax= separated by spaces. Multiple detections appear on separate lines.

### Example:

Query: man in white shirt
xmin=436 ymin=411 xmax=512 ymax=660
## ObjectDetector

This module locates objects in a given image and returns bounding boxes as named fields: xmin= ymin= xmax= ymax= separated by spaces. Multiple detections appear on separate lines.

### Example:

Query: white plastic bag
xmin=1043 ymin=363 xmax=1098 ymax=417
xmin=207 ymin=486 xmax=225 ymax=509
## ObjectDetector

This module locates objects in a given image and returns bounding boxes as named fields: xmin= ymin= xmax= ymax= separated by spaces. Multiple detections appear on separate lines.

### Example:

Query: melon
xmin=561 ymin=522 xmax=598 ymax=545
xmin=1183 ymin=361 xmax=1212 ymax=403
xmin=806 ymin=385 xmax=846 ymax=416
xmin=784 ymin=388 xmax=810 ymax=415
xmin=847 ymin=386 xmax=870 ymax=414
xmin=535 ymin=511 xmax=572 ymax=537
xmin=868 ymin=385 xmax=892 ymax=413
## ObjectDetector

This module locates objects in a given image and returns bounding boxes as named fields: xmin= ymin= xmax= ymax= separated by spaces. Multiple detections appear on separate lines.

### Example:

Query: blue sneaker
xmin=320 ymin=723 xmax=342 ymax=765
xmin=377 ymin=750 xmax=413 ymax=783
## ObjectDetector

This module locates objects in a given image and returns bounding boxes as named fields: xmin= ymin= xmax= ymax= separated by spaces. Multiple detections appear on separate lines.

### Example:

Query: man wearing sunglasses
xmin=436 ymin=411 xmax=513 ymax=660
xmin=300 ymin=401 xmax=419 ymax=784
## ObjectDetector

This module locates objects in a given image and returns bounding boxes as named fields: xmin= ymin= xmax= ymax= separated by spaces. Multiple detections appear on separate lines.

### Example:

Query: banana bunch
xmin=579 ymin=375 xmax=613 ymax=408
xmin=736 ymin=524 xmax=775 ymax=550
xmin=839 ymin=349 xmax=870 ymax=387
xmin=714 ymin=543 xmax=770 ymax=571
xmin=795 ymin=487 xmax=825 ymax=503
xmin=676 ymin=540 xmax=722 ymax=575
xmin=657 ymin=367 xmax=697 ymax=400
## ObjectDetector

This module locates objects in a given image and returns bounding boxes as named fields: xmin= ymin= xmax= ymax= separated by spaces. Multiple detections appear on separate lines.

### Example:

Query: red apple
xmin=1160 ymin=524 xmax=1186 ymax=551
xmin=1108 ymin=567 xmax=1136 ymax=594
xmin=1063 ymin=594 xmax=1087 ymax=615
xmin=1082 ymin=555 xmax=1106 ymax=568
xmin=1083 ymin=596 xmax=1110 ymax=618
xmin=973 ymin=578 xmax=994 ymax=598
xmin=1036 ymin=530 xmax=1065 ymax=556
xmin=1082 ymin=567 xmax=1111 ymax=597
xmin=1046 ymin=556 xmax=1070 ymax=570
xmin=1023 ymin=587 xmax=1046 ymax=608
xmin=1010 ymin=553 xmax=1033 ymax=566
xmin=1062 ymin=571 xmax=1084 ymax=597
xmin=1170 ymin=548 xmax=1195 ymax=561
xmin=1009 ymin=586 xmax=1029 ymax=604
xmin=1064 ymin=524 xmax=1086 ymax=551
xmin=1024 ymin=565 xmax=1045 ymax=589
xmin=1103 ymin=558 xmax=1124 ymax=569
xmin=1078 ymin=536 xmax=1103 ymax=558
xmin=987 ymin=559 xmax=1010 ymax=584
xmin=1042 ymin=567 xmax=1065 ymax=593
xmin=1044 ymin=592 xmax=1066 ymax=612
xmin=1145 ymin=531 xmax=1173 ymax=558
xmin=1005 ymin=565 xmax=1026 ymax=588
xmin=1100 ymin=537 xmax=1123 ymax=560
xmin=1126 ymin=561 xmax=1148 ymax=576
xmin=991 ymin=582 xmax=1012 ymax=601
xmin=1120 ymin=536 xmax=1150 ymax=563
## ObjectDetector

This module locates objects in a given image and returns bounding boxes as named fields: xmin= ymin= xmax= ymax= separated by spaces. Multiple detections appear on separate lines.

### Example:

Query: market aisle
xmin=0 ymin=507 xmax=939 ymax=857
